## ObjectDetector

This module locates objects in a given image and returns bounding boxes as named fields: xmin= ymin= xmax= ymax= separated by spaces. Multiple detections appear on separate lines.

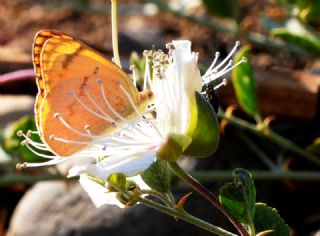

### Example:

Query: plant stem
xmin=111 ymin=0 xmax=122 ymax=68
xmin=140 ymin=189 xmax=174 ymax=207
xmin=138 ymin=196 xmax=237 ymax=236
xmin=248 ymin=222 xmax=255 ymax=236
xmin=0 ymin=174 xmax=68 ymax=186
xmin=191 ymin=170 xmax=320 ymax=182
xmin=168 ymin=162 xmax=249 ymax=236
xmin=218 ymin=111 xmax=320 ymax=166
xmin=235 ymin=131 xmax=278 ymax=170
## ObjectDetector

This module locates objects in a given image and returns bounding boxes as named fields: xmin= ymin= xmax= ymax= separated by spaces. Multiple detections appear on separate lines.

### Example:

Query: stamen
xmin=98 ymin=79 xmax=127 ymax=122
xmin=20 ymin=140 xmax=29 ymax=146
xmin=203 ymin=41 xmax=241 ymax=82
xmin=81 ymin=85 xmax=117 ymax=124
xmin=68 ymin=90 xmax=115 ymax=123
xmin=21 ymin=137 xmax=49 ymax=150
xmin=204 ymin=59 xmax=233 ymax=81
xmin=212 ymin=41 xmax=240 ymax=72
xmin=17 ymin=157 xmax=64 ymax=168
xmin=119 ymin=84 xmax=141 ymax=115
xmin=84 ymin=125 xmax=92 ymax=134
xmin=54 ymin=113 xmax=95 ymax=138
xmin=49 ymin=136 xmax=97 ymax=145
xmin=214 ymin=79 xmax=228 ymax=90
xmin=17 ymin=130 xmax=23 ymax=137
xmin=25 ymin=144 xmax=57 ymax=159
xmin=143 ymin=56 xmax=149 ymax=90
xmin=129 ymin=65 xmax=137 ymax=87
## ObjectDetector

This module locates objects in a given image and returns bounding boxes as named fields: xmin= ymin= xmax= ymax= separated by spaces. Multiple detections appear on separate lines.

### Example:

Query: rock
xmin=8 ymin=180 xmax=220 ymax=236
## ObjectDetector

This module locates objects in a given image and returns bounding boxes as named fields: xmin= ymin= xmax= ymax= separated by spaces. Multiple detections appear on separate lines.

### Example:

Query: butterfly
xmin=33 ymin=30 xmax=152 ymax=157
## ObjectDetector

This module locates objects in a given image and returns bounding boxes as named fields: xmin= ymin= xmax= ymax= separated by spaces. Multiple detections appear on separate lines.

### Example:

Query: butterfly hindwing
xmin=33 ymin=30 xmax=142 ymax=156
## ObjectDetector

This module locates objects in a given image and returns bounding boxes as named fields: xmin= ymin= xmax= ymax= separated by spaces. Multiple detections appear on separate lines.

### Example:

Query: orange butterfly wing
xmin=33 ymin=30 xmax=146 ymax=157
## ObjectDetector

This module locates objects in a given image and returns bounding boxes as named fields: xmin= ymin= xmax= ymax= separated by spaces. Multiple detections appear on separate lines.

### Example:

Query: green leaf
xmin=201 ymin=0 xmax=239 ymax=18
xmin=3 ymin=116 xmax=48 ymax=162
xmin=271 ymin=28 xmax=320 ymax=55
xmin=184 ymin=92 xmax=220 ymax=157
xmin=219 ymin=168 xmax=256 ymax=224
xmin=232 ymin=46 xmax=259 ymax=118
xmin=269 ymin=18 xmax=320 ymax=55
xmin=141 ymin=160 xmax=171 ymax=193
xmin=254 ymin=203 xmax=290 ymax=236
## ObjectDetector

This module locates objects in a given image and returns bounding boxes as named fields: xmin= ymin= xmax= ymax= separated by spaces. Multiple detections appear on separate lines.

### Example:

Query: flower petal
xmin=79 ymin=174 xmax=124 ymax=208
xmin=68 ymin=149 xmax=157 ymax=179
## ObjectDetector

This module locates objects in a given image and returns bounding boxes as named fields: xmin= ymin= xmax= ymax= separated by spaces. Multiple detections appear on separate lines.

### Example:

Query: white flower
xmin=18 ymin=40 xmax=242 ymax=207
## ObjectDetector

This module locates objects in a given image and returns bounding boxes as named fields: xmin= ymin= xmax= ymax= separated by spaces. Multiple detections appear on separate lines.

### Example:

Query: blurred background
xmin=0 ymin=0 xmax=320 ymax=235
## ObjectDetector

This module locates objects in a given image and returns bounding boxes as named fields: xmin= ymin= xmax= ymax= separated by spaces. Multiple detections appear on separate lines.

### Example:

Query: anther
xmin=235 ymin=41 xmax=241 ymax=46
xmin=112 ymin=122 xmax=117 ymax=127
xmin=17 ymin=130 xmax=23 ymax=137
xmin=54 ymin=113 xmax=61 ymax=118
xmin=97 ymin=79 xmax=103 ymax=84
xmin=49 ymin=135 xmax=55 ymax=141
xmin=129 ymin=65 xmax=135 ymax=70
xmin=222 ymin=78 xmax=228 ymax=86
xmin=20 ymin=140 xmax=28 ymax=146
xmin=242 ymin=57 xmax=247 ymax=63
xmin=16 ymin=162 xmax=27 ymax=171
xmin=84 ymin=125 xmax=91 ymax=131
xmin=26 ymin=130 xmax=32 ymax=137
xmin=68 ymin=91 xmax=75 ymax=96
xmin=81 ymin=84 xmax=87 ymax=90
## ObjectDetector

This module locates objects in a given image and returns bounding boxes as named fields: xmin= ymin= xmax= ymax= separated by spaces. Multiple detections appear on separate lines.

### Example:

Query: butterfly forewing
xmin=33 ymin=30 xmax=141 ymax=157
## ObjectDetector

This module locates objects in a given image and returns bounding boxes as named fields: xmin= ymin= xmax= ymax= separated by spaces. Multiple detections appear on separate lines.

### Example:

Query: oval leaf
xmin=254 ymin=203 xmax=290 ymax=236
xmin=271 ymin=28 xmax=320 ymax=55
xmin=141 ymin=160 xmax=171 ymax=193
xmin=3 ymin=116 xmax=49 ymax=162
xmin=232 ymin=46 xmax=259 ymax=118
xmin=219 ymin=168 xmax=256 ymax=224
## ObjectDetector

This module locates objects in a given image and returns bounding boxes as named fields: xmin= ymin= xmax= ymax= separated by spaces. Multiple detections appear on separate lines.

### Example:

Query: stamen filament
xmin=210 ymin=41 xmax=240 ymax=73
xmin=55 ymin=113 xmax=95 ymax=138
xmin=203 ymin=51 xmax=220 ymax=77
xmin=130 ymin=65 xmax=137 ymax=87
xmin=99 ymin=80 xmax=127 ymax=122
xmin=69 ymin=92 xmax=115 ymax=123
xmin=25 ymin=144 xmax=57 ymax=159
xmin=82 ymin=85 xmax=117 ymax=124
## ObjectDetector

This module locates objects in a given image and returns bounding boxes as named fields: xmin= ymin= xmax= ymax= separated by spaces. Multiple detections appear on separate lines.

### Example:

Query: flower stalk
xmin=111 ymin=0 xmax=122 ymax=68
xmin=138 ymin=196 xmax=237 ymax=236
xmin=168 ymin=162 xmax=250 ymax=236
